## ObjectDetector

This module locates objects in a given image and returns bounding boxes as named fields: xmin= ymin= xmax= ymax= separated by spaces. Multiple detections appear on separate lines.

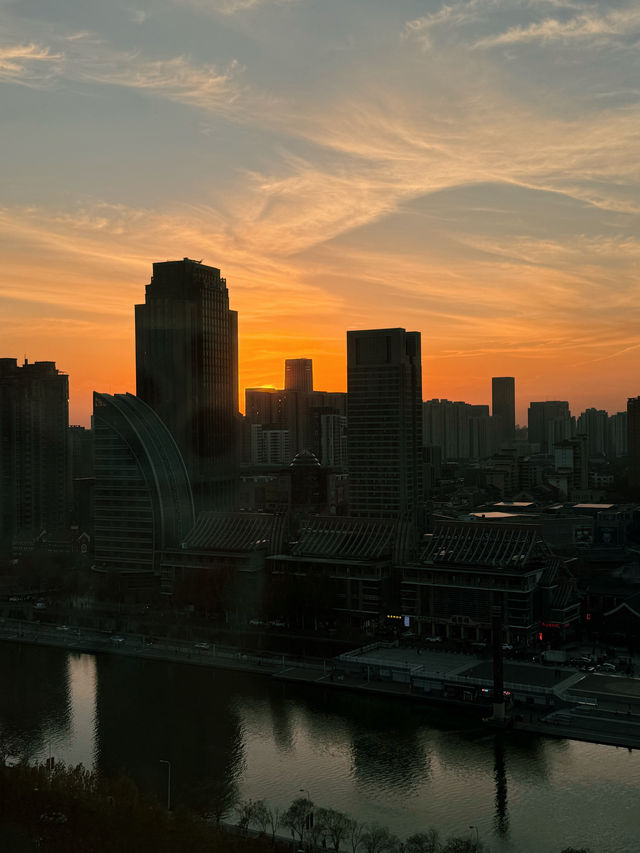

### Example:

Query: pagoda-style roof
xmin=291 ymin=516 xmax=398 ymax=560
xmin=182 ymin=512 xmax=285 ymax=554
xmin=419 ymin=521 xmax=551 ymax=572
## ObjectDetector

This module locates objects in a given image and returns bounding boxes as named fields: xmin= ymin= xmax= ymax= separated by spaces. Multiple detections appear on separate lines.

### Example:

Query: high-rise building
xmin=576 ymin=408 xmax=608 ymax=458
xmin=135 ymin=259 xmax=239 ymax=510
xmin=528 ymin=401 xmax=573 ymax=453
xmin=609 ymin=411 xmax=627 ymax=458
xmin=0 ymin=358 xmax=70 ymax=548
xmin=285 ymin=358 xmax=313 ymax=393
xmin=93 ymin=392 xmax=195 ymax=586
xmin=423 ymin=399 xmax=491 ymax=460
xmin=347 ymin=328 xmax=423 ymax=520
xmin=492 ymin=377 xmax=515 ymax=447
xmin=627 ymin=397 xmax=640 ymax=492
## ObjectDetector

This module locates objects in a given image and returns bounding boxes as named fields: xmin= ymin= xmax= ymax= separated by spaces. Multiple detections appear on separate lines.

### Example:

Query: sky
xmin=1 ymin=0 xmax=639 ymax=426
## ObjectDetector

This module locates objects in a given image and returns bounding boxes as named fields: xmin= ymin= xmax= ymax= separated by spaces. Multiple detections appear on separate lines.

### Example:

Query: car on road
xmin=110 ymin=636 xmax=125 ymax=644
xmin=194 ymin=642 xmax=210 ymax=650
xmin=425 ymin=636 xmax=443 ymax=643
xmin=56 ymin=625 xmax=69 ymax=631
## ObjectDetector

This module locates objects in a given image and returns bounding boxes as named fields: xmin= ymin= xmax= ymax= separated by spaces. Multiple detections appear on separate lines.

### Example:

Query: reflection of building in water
xmin=0 ymin=644 xmax=70 ymax=761
xmin=94 ymin=657 xmax=244 ymax=810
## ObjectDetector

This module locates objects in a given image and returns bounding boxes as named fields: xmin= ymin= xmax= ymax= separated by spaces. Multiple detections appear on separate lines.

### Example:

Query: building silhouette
xmin=528 ymin=401 xmax=573 ymax=453
xmin=347 ymin=328 xmax=423 ymax=520
xmin=492 ymin=377 xmax=515 ymax=447
xmin=627 ymin=396 xmax=640 ymax=493
xmin=284 ymin=358 xmax=313 ymax=393
xmin=92 ymin=392 xmax=195 ymax=587
xmin=135 ymin=259 xmax=239 ymax=510
xmin=0 ymin=358 xmax=69 ymax=550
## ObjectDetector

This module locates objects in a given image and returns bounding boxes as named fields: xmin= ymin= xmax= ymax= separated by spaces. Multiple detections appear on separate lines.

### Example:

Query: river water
xmin=2 ymin=641 xmax=639 ymax=852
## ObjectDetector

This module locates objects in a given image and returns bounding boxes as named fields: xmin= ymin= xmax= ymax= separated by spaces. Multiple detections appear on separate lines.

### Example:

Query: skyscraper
xmin=627 ymin=396 xmax=640 ymax=492
xmin=347 ymin=328 xmax=423 ymax=520
xmin=492 ymin=377 xmax=515 ymax=447
xmin=93 ymin=393 xmax=195 ymax=587
xmin=284 ymin=358 xmax=313 ymax=393
xmin=528 ymin=401 xmax=573 ymax=453
xmin=135 ymin=259 xmax=239 ymax=510
xmin=0 ymin=359 xmax=69 ymax=548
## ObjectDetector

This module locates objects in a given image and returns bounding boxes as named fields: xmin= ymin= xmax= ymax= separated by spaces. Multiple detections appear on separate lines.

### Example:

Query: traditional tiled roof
xmin=182 ymin=512 xmax=285 ymax=554
xmin=419 ymin=521 xmax=549 ymax=571
xmin=291 ymin=516 xmax=398 ymax=560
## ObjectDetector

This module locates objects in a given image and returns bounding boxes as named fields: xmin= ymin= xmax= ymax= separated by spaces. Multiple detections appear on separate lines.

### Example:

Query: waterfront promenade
xmin=3 ymin=616 xmax=640 ymax=749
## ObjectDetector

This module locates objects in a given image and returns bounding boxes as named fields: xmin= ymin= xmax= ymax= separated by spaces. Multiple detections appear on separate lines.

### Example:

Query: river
xmin=1 ymin=641 xmax=638 ymax=852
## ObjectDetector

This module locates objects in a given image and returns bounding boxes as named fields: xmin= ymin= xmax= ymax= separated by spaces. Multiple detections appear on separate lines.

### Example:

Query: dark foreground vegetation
xmin=0 ymin=761 xmax=595 ymax=853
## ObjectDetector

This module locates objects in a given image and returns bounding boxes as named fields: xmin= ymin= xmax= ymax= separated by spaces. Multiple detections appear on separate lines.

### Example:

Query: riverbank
xmin=4 ymin=617 xmax=640 ymax=750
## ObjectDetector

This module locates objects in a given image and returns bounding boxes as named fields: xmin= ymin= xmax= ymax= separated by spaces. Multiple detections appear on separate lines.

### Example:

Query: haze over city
xmin=2 ymin=0 xmax=640 ymax=425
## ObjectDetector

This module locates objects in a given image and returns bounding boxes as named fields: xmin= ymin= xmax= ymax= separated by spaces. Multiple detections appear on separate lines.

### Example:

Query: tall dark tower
xmin=135 ymin=259 xmax=239 ymax=510
xmin=492 ymin=377 xmax=515 ymax=447
xmin=627 ymin=396 xmax=640 ymax=494
xmin=0 ymin=358 xmax=70 ymax=548
xmin=347 ymin=328 xmax=423 ymax=521
xmin=285 ymin=358 xmax=313 ymax=393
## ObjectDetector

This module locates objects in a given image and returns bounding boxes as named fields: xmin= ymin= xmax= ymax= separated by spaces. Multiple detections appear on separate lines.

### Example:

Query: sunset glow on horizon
xmin=2 ymin=0 xmax=639 ymax=426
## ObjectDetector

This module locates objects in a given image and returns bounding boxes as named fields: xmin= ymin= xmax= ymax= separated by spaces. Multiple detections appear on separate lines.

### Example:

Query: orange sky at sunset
xmin=2 ymin=1 xmax=639 ymax=426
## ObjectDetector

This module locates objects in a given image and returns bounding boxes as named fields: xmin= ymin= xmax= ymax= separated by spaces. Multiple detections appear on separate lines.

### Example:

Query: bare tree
xmin=251 ymin=799 xmax=271 ymax=836
xmin=406 ymin=830 xmax=440 ymax=853
xmin=235 ymin=797 xmax=256 ymax=835
xmin=347 ymin=818 xmax=366 ymax=853
xmin=282 ymin=796 xmax=314 ymax=845
xmin=266 ymin=804 xmax=282 ymax=845
xmin=317 ymin=807 xmax=353 ymax=852
xmin=361 ymin=823 xmax=401 ymax=853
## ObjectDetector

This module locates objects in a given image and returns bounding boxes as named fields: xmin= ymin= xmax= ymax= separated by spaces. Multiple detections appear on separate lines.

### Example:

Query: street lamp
xmin=469 ymin=825 xmax=479 ymax=848
xmin=159 ymin=759 xmax=171 ymax=811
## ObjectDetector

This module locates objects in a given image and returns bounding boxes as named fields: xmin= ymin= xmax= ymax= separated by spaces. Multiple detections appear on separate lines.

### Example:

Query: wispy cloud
xmin=475 ymin=7 xmax=640 ymax=48
xmin=0 ymin=42 xmax=63 ymax=86
xmin=175 ymin=0 xmax=299 ymax=16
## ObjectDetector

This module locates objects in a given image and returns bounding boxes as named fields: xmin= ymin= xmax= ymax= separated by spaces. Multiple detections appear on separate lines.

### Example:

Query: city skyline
xmin=2 ymin=1 xmax=639 ymax=425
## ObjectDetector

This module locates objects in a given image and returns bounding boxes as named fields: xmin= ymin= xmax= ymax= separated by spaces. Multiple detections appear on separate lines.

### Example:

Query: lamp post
xmin=469 ymin=825 xmax=479 ymax=849
xmin=159 ymin=759 xmax=171 ymax=811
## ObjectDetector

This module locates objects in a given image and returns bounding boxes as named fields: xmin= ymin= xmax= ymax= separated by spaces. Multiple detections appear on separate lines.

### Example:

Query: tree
xmin=347 ymin=818 xmax=365 ymax=853
xmin=361 ymin=823 xmax=400 ymax=853
xmin=265 ymin=803 xmax=282 ymax=845
xmin=406 ymin=830 xmax=440 ymax=853
xmin=282 ymin=796 xmax=314 ymax=844
xmin=234 ymin=797 xmax=256 ymax=835
xmin=251 ymin=799 xmax=271 ymax=836
xmin=317 ymin=807 xmax=353 ymax=852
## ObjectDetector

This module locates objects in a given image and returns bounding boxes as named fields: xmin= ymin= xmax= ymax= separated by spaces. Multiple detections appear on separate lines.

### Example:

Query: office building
xmin=528 ymin=401 xmax=573 ymax=453
xmin=347 ymin=328 xmax=423 ymax=520
xmin=492 ymin=377 xmax=515 ymax=447
xmin=0 ymin=359 xmax=69 ymax=549
xmin=423 ymin=399 xmax=492 ymax=460
xmin=609 ymin=411 xmax=627 ymax=458
xmin=285 ymin=358 xmax=313 ymax=393
xmin=93 ymin=392 xmax=195 ymax=585
xmin=576 ymin=408 xmax=608 ymax=458
xmin=135 ymin=259 xmax=239 ymax=510
xmin=628 ymin=397 xmax=640 ymax=492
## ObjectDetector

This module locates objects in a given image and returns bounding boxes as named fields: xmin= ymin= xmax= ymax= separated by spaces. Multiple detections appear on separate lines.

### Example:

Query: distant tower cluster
xmin=135 ymin=258 xmax=239 ymax=511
